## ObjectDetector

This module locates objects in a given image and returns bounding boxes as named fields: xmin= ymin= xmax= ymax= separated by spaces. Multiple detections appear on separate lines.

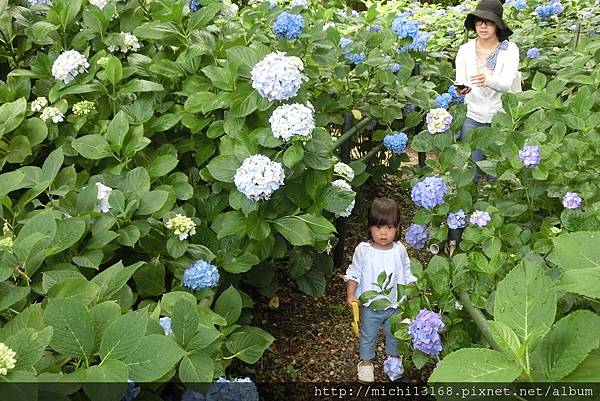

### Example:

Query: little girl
xmin=344 ymin=198 xmax=417 ymax=382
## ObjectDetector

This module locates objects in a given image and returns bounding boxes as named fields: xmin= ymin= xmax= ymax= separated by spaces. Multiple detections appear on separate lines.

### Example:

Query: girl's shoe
xmin=357 ymin=362 xmax=374 ymax=382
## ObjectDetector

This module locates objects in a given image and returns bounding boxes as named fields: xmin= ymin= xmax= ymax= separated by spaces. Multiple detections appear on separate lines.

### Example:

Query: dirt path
xmin=233 ymin=174 xmax=434 ymax=383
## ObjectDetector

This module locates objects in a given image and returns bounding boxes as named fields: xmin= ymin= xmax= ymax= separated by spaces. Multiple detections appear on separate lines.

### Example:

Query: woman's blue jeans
xmin=456 ymin=117 xmax=491 ymax=183
xmin=359 ymin=306 xmax=400 ymax=360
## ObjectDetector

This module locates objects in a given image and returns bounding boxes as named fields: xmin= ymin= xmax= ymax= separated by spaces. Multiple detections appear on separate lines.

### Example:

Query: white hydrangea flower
xmin=108 ymin=32 xmax=142 ymax=53
xmin=322 ymin=22 xmax=335 ymax=31
xmin=221 ymin=0 xmax=238 ymax=18
xmin=269 ymin=103 xmax=315 ymax=142
xmin=52 ymin=50 xmax=90 ymax=84
xmin=332 ymin=179 xmax=355 ymax=218
xmin=251 ymin=52 xmax=305 ymax=102
xmin=165 ymin=214 xmax=197 ymax=241
xmin=334 ymin=162 xmax=354 ymax=181
xmin=454 ymin=301 xmax=463 ymax=311
xmin=0 ymin=237 xmax=13 ymax=249
xmin=234 ymin=155 xmax=285 ymax=201
xmin=0 ymin=343 xmax=17 ymax=376
xmin=72 ymin=100 xmax=95 ymax=116
xmin=290 ymin=0 xmax=308 ymax=8
xmin=40 ymin=107 xmax=64 ymax=123
xmin=89 ymin=0 xmax=109 ymax=9
xmin=96 ymin=182 xmax=112 ymax=213
xmin=30 ymin=97 xmax=48 ymax=112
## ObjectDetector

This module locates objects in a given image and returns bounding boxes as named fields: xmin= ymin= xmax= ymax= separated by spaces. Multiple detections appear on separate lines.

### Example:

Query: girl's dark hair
xmin=367 ymin=198 xmax=400 ymax=228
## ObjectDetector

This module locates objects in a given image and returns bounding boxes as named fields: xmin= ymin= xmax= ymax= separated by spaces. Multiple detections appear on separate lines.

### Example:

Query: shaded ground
xmin=233 ymin=167 xmax=435 ymax=383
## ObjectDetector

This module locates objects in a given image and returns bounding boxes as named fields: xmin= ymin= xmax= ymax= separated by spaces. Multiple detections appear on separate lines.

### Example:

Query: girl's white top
xmin=455 ymin=39 xmax=522 ymax=124
xmin=344 ymin=241 xmax=417 ymax=309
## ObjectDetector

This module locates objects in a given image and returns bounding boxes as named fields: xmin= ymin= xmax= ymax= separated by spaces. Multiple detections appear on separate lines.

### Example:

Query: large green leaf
xmin=225 ymin=327 xmax=275 ymax=364
xmin=179 ymin=351 xmax=214 ymax=391
xmin=0 ymin=283 xmax=30 ymax=313
xmin=83 ymin=359 xmax=128 ymax=401
xmin=136 ymin=190 xmax=169 ymax=215
xmin=4 ymin=327 xmax=53 ymax=371
xmin=321 ymin=185 xmax=354 ymax=214
xmin=124 ymin=335 xmax=185 ymax=382
xmin=531 ymin=310 xmax=600 ymax=381
xmin=214 ymin=286 xmax=242 ymax=326
xmin=0 ymin=98 xmax=26 ymax=138
xmin=44 ymin=298 xmax=94 ymax=359
xmin=91 ymin=261 xmax=144 ymax=302
xmin=296 ymin=269 xmax=326 ymax=297
xmin=272 ymin=217 xmax=314 ymax=246
xmin=488 ymin=321 xmax=522 ymax=366
xmin=184 ymin=91 xmax=227 ymax=114
xmin=553 ymin=232 xmax=600 ymax=271
xmin=46 ymin=217 xmax=86 ymax=256
xmin=106 ymin=111 xmax=129 ymax=151
xmin=494 ymin=261 xmax=556 ymax=342
xmin=206 ymin=155 xmax=240 ymax=183
xmin=72 ymin=135 xmax=113 ymax=159
xmin=172 ymin=299 xmax=199 ymax=348
xmin=0 ymin=170 xmax=25 ymax=198
xmin=563 ymin=348 xmax=600 ymax=382
xmin=100 ymin=309 xmax=148 ymax=361
xmin=429 ymin=348 xmax=521 ymax=382
xmin=47 ymin=277 xmax=100 ymax=306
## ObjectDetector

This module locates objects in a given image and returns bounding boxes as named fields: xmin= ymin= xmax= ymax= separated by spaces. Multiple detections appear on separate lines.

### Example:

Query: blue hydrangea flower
xmin=527 ymin=48 xmax=540 ymax=59
xmin=383 ymin=132 xmax=409 ymax=155
xmin=391 ymin=17 xmax=420 ymax=39
xmin=388 ymin=63 xmax=402 ymax=73
xmin=369 ymin=24 xmax=383 ymax=32
xmin=399 ymin=31 xmax=430 ymax=52
xmin=448 ymin=85 xmax=465 ymax=104
xmin=182 ymin=260 xmax=219 ymax=290
xmin=205 ymin=377 xmax=260 ymax=401
xmin=550 ymin=1 xmax=564 ymax=15
xmin=403 ymin=103 xmax=416 ymax=116
xmin=122 ymin=380 xmax=141 ymax=401
xmin=562 ymin=192 xmax=582 ymax=209
xmin=447 ymin=210 xmax=467 ymax=230
xmin=411 ymin=176 xmax=448 ymax=209
xmin=408 ymin=310 xmax=444 ymax=356
xmin=405 ymin=224 xmax=429 ymax=249
xmin=186 ymin=0 xmax=202 ymax=12
xmin=514 ymin=0 xmax=527 ymax=10
xmin=273 ymin=12 xmax=304 ymax=40
xmin=470 ymin=210 xmax=491 ymax=227
xmin=518 ymin=145 xmax=541 ymax=168
xmin=344 ymin=52 xmax=365 ymax=64
xmin=535 ymin=5 xmax=552 ymax=18
xmin=28 ymin=0 xmax=51 ymax=4
xmin=339 ymin=37 xmax=353 ymax=50
xmin=435 ymin=93 xmax=452 ymax=109
xmin=159 ymin=317 xmax=173 ymax=336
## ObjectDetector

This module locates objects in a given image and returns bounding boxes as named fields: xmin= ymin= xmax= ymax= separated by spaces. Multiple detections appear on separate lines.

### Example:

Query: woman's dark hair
xmin=367 ymin=198 xmax=400 ymax=228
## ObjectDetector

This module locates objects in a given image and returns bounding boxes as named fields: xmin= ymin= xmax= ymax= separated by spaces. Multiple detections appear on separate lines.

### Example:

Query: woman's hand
xmin=469 ymin=73 xmax=486 ymax=87
xmin=455 ymin=86 xmax=471 ymax=95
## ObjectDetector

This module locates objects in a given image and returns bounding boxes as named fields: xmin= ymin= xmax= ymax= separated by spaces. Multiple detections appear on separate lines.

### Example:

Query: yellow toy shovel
xmin=351 ymin=301 xmax=360 ymax=337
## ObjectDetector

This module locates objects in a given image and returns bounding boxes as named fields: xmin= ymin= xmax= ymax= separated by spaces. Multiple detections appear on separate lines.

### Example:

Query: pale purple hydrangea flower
xmin=447 ymin=210 xmax=467 ymax=229
xmin=234 ymin=155 xmax=285 ymax=201
xmin=405 ymin=224 xmax=429 ymax=249
xmin=408 ymin=310 xmax=444 ymax=356
xmin=470 ymin=210 xmax=491 ymax=227
xmin=411 ymin=176 xmax=448 ymax=209
xmin=426 ymin=108 xmax=453 ymax=133
xmin=562 ymin=192 xmax=582 ymax=209
xmin=383 ymin=356 xmax=404 ymax=381
xmin=527 ymin=48 xmax=540 ymax=59
xmin=518 ymin=145 xmax=541 ymax=168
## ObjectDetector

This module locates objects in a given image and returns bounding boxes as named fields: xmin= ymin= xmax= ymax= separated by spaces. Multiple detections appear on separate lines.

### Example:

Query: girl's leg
xmin=359 ymin=307 xmax=384 ymax=361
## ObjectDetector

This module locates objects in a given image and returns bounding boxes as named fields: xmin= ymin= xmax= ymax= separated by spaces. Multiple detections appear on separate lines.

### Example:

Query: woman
xmin=454 ymin=0 xmax=521 ymax=182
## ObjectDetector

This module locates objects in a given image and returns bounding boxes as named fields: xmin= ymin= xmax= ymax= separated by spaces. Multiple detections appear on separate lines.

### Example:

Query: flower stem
xmin=332 ymin=117 xmax=372 ymax=150
xmin=458 ymin=291 xmax=502 ymax=353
